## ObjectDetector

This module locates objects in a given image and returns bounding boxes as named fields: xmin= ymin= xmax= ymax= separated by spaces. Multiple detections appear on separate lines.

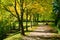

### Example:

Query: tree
xmin=54 ymin=0 xmax=60 ymax=29
xmin=20 ymin=0 xmax=25 ymax=35
xmin=1 ymin=0 xmax=25 ymax=35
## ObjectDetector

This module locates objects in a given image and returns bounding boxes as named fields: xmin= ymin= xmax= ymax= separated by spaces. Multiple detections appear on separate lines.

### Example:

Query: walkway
xmin=23 ymin=25 xmax=60 ymax=40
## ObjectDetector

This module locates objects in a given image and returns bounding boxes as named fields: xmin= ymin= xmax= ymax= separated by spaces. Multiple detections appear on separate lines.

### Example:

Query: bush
xmin=0 ymin=26 xmax=7 ymax=40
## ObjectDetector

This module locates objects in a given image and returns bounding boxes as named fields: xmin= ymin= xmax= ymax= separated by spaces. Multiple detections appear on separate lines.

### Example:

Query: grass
xmin=50 ymin=23 xmax=60 ymax=34
xmin=3 ymin=25 xmax=38 ymax=40
xmin=4 ymin=34 xmax=23 ymax=40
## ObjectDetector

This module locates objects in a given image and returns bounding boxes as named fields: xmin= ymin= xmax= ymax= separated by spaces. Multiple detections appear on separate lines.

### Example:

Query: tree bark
xmin=36 ymin=14 xmax=39 ymax=25
xmin=20 ymin=0 xmax=25 ymax=35
xmin=13 ymin=23 xmax=15 ymax=30
xmin=26 ymin=11 xmax=28 ymax=31
xmin=18 ymin=18 xmax=21 ymax=31
xmin=15 ymin=0 xmax=21 ymax=31
xmin=30 ymin=14 xmax=32 ymax=28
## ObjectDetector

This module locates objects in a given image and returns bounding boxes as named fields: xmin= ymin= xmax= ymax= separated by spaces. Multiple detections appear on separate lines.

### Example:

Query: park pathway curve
xmin=23 ymin=25 xmax=60 ymax=40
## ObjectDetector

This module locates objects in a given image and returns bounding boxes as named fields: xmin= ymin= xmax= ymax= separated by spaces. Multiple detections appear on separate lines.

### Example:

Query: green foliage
xmin=54 ymin=0 xmax=60 ymax=25
xmin=0 ymin=9 xmax=17 ymax=40
xmin=0 ymin=0 xmax=57 ymax=39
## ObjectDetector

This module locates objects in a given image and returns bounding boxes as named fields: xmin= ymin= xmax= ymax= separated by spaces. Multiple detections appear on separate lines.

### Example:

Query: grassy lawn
xmin=3 ymin=25 xmax=38 ymax=40
xmin=4 ymin=34 xmax=23 ymax=40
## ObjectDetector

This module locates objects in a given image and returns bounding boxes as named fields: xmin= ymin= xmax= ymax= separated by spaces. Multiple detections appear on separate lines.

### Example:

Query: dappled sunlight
xmin=22 ymin=25 xmax=60 ymax=40
xmin=0 ymin=0 xmax=60 ymax=40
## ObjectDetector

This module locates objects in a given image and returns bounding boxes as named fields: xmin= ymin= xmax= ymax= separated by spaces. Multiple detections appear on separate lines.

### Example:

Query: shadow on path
xmin=23 ymin=25 xmax=60 ymax=40
xmin=23 ymin=35 xmax=60 ymax=40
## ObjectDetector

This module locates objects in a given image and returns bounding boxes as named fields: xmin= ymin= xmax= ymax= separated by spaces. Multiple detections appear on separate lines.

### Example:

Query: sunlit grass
xmin=25 ymin=26 xmax=38 ymax=35
xmin=4 ymin=25 xmax=38 ymax=40
xmin=4 ymin=34 xmax=23 ymax=40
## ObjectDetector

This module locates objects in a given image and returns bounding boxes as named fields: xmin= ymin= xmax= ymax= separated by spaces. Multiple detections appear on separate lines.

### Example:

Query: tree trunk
xmin=30 ymin=14 xmax=32 ymax=28
xmin=15 ymin=0 xmax=21 ymax=31
xmin=20 ymin=0 xmax=25 ymax=35
xmin=18 ymin=18 xmax=21 ymax=31
xmin=33 ymin=14 xmax=36 ymax=25
xmin=13 ymin=23 xmax=15 ymax=30
xmin=26 ymin=12 xmax=28 ymax=31
xmin=36 ymin=14 xmax=39 ymax=25
xmin=33 ymin=14 xmax=35 ymax=25
xmin=21 ymin=13 xmax=25 ymax=35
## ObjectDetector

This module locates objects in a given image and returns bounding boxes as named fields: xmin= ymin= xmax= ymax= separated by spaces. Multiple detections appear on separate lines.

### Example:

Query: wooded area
xmin=0 ymin=0 xmax=60 ymax=40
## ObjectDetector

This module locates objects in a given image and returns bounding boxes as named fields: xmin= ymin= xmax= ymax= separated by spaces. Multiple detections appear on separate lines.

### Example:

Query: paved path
xmin=23 ymin=25 xmax=60 ymax=40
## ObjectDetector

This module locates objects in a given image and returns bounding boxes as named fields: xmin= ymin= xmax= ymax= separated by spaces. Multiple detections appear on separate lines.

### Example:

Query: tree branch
xmin=3 ymin=6 xmax=17 ymax=18
xmin=17 ymin=0 xmax=20 ymax=5
xmin=14 ymin=0 xmax=20 ymax=19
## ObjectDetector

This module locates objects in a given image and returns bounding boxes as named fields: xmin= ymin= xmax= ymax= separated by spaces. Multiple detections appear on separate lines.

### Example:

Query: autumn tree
xmin=1 ymin=0 xmax=25 ymax=35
